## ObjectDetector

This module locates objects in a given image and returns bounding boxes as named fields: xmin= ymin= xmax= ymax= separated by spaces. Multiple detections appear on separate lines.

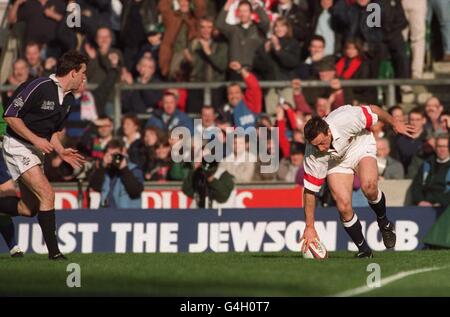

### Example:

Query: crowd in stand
xmin=1 ymin=0 xmax=450 ymax=207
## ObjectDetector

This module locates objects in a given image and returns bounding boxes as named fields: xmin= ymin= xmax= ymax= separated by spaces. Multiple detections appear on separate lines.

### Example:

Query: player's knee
xmin=37 ymin=187 xmax=55 ymax=207
xmin=18 ymin=203 xmax=38 ymax=217
xmin=361 ymin=181 xmax=378 ymax=200
xmin=336 ymin=198 xmax=352 ymax=213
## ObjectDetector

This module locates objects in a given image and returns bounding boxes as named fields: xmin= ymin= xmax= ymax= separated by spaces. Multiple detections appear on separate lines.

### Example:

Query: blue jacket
xmin=146 ymin=108 xmax=194 ymax=134
xmin=233 ymin=100 xmax=256 ymax=130
xmin=101 ymin=162 xmax=144 ymax=209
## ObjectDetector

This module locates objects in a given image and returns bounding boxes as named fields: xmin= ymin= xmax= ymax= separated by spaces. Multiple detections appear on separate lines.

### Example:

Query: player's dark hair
xmin=409 ymin=106 xmax=425 ymax=118
xmin=55 ymin=50 xmax=89 ymax=76
xmin=304 ymin=117 xmax=329 ymax=143
xmin=106 ymin=138 xmax=125 ymax=151
xmin=388 ymin=105 xmax=403 ymax=116
xmin=238 ymin=0 xmax=253 ymax=12
xmin=309 ymin=35 xmax=326 ymax=46
xmin=121 ymin=113 xmax=141 ymax=129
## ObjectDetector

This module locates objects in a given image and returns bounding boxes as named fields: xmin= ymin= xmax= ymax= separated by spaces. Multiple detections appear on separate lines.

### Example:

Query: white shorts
xmin=327 ymin=133 xmax=376 ymax=175
xmin=2 ymin=134 xmax=44 ymax=181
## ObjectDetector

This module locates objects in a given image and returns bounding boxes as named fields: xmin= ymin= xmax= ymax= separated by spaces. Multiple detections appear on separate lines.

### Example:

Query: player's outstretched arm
xmin=50 ymin=132 xmax=85 ymax=169
xmin=4 ymin=117 xmax=54 ymax=153
xmin=301 ymin=189 xmax=320 ymax=253
xmin=369 ymin=105 xmax=415 ymax=138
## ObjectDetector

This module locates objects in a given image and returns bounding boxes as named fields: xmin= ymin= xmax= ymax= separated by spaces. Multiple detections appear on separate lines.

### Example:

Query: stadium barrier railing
xmin=2 ymin=78 xmax=450 ymax=129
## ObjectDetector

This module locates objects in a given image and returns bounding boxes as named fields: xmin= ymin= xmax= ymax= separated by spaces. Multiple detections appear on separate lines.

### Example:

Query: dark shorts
xmin=0 ymin=153 xmax=12 ymax=185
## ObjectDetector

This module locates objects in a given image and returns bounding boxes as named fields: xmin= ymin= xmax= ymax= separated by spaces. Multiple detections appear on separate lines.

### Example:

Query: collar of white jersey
xmin=49 ymin=74 xmax=72 ymax=104
xmin=327 ymin=121 xmax=342 ymax=153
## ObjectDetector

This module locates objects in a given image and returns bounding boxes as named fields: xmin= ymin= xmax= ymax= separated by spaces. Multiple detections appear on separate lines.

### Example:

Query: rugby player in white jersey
xmin=301 ymin=105 xmax=413 ymax=258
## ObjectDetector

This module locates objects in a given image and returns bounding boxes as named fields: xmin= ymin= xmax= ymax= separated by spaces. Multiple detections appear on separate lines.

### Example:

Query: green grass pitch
xmin=1 ymin=251 xmax=450 ymax=296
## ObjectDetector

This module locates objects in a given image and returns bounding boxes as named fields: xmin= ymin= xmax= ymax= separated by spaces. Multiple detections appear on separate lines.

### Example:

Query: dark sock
xmin=37 ymin=210 xmax=61 ymax=257
xmin=342 ymin=213 xmax=371 ymax=253
xmin=368 ymin=190 xmax=389 ymax=228
xmin=0 ymin=197 xmax=20 ymax=217
xmin=0 ymin=217 xmax=16 ymax=250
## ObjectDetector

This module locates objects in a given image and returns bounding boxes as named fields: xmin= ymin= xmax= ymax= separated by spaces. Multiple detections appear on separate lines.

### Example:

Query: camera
xmin=111 ymin=153 xmax=125 ymax=169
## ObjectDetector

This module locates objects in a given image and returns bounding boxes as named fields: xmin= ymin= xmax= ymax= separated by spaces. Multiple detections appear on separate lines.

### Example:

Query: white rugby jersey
xmin=303 ymin=105 xmax=378 ymax=192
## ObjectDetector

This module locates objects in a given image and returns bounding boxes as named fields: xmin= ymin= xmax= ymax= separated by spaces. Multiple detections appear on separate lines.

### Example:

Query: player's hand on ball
xmin=33 ymin=137 xmax=54 ymax=154
xmin=301 ymin=226 xmax=319 ymax=254
xmin=59 ymin=148 xmax=85 ymax=169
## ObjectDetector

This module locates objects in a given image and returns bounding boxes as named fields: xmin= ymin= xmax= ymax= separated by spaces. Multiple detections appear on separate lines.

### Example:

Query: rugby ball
xmin=300 ymin=238 xmax=328 ymax=260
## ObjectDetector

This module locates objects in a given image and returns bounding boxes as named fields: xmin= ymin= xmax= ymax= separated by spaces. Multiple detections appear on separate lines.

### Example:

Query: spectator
xmin=194 ymin=105 xmax=217 ymax=137
xmin=158 ymin=0 xmax=206 ymax=79
xmin=121 ymin=56 xmax=164 ymax=114
xmin=428 ymin=0 xmax=450 ymax=61
xmin=298 ymin=35 xmax=328 ymax=79
xmin=216 ymin=0 xmax=270 ymax=76
xmin=182 ymin=159 xmax=235 ymax=208
xmin=119 ymin=0 xmax=152 ymax=70
xmin=310 ymin=0 xmax=338 ymax=56
xmin=376 ymin=138 xmax=404 ymax=180
xmin=253 ymin=135 xmax=279 ymax=181
xmin=140 ymin=126 xmax=167 ymax=170
xmin=24 ymin=42 xmax=44 ymax=77
xmin=379 ymin=0 xmax=410 ymax=79
xmin=79 ymin=116 xmax=115 ymax=162
xmin=411 ymin=134 xmax=450 ymax=207
xmin=402 ymin=0 xmax=427 ymax=78
xmin=144 ymin=141 xmax=173 ymax=181
xmin=66 ymin=52 xmax=121 ymax=139
xmin=219 ymin=135 xmax=257 ymax=182
xmin=89 ymin=139 xmax=145 ymax=208
xmin=184 ymin=16 xmax=228 ymax=113
xmin=85 ymin=27 xmax=124 ymax=85
xmin=331 ymin=0 xmax=389 ymax=78
xmin=7 ymin=0 xmax=65 ymax=47
xmin=121 ymin=114 xmax=143 ymax=166
xmin=293 ymin=77 xmax=347 ymax=116
xmin=1 ymin=59 xmax=31 ymax=106
xmin=385 ymin=105 xmax=406 ymax=148
xmin=278 ymin=141 xmax=305 ymax=182
xmin=271 ymin=0 xmax=311 ymax=45
xmin=146 ymin=92 xmax=194 ymax=133
xmin=254 ymin=17 xmax=300 ymax=115
xmin=218 ymin=61 xmax=262 ymax=129
xmin=275 ymin=103 xmax=298 ymax=158
xmin=407 ymin=136 xmax=436 ymax=179
xmin=424 ymin=97 xmax=446 ymax=137
xmin=136 ymin=28 xmax=163 ymax=77
xmin=335 ymin=38 xmax=375 ymax=104
xmin=392 ymin=107 xmax=428 ymax=172
xmin=440 ymin=110 xmax=450 ymax=133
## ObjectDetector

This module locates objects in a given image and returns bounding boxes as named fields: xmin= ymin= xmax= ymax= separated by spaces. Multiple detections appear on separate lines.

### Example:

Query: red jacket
xmin=243 ymin=72 xmax=262 ymax=114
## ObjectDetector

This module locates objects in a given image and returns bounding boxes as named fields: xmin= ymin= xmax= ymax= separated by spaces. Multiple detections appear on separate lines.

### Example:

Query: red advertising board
xmin=54 ymin=186 xmax=303 ymax=209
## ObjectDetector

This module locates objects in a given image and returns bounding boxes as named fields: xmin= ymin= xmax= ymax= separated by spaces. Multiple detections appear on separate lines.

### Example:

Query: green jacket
xmin=215 ymin=6 xmax=270 ymax=68
xmin=188 ymin=38 xmax=228 ymax=82
xmin=182 ymin=168 xmax=235 ymax=204
xmin=411 ymin=157 xmax=450 ymax=206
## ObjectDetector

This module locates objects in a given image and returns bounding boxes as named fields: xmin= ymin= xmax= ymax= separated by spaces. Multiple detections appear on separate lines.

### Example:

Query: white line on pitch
xmin=332 ymin=266 xmax=449 ymax=297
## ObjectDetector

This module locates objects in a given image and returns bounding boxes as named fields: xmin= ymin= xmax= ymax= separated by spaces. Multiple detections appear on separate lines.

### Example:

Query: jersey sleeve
xmin=3 ymin=79 xmax=44 ymax=118
xmin=303 ymin=144 xmax=328 ymax=193
xmin=354 ymin=105 xmax=378 ymax=132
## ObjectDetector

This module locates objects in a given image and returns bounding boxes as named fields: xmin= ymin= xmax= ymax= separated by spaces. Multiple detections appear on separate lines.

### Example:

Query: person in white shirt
xmin=301 ymin=105 xmax=413 ymax=258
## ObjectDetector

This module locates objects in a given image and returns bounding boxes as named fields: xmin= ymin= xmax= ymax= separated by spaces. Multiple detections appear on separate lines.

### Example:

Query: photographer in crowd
xmin=89 ymin=139 xmax=144 ymax=209
xmin=182 ymin=155 xmax=234 ymax=209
